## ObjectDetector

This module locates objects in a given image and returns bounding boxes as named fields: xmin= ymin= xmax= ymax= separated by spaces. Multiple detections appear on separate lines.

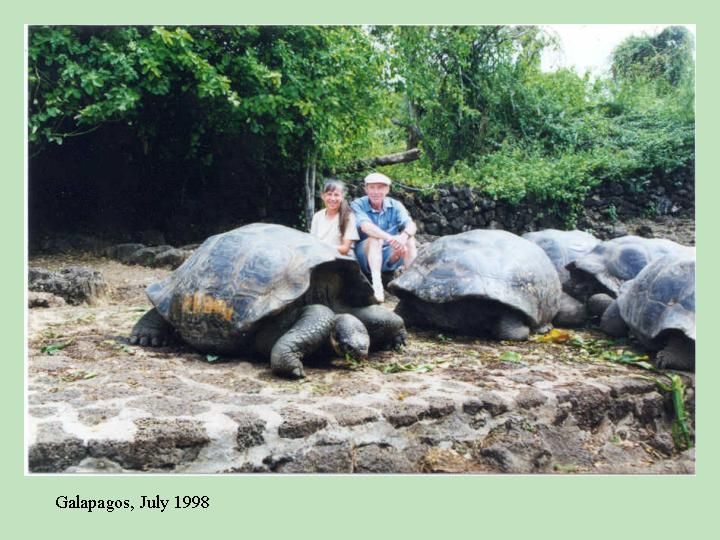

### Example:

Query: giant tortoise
xmin=601 ymin=252 xmax=695 ymax=371
xmin=388 ymin=229 xmax=562 ymax=340
xmin=522 ymin=229 xmax=601 ymax=326
xmin=522 ymin=229 xmax=600 ymax=292
xmin=566 ymin=235 xmax=693 ymax=319
xmin=130 ymin=223 xmax=406 ymax=378
xmin=566 ymin=235 xmax=692 ymax=298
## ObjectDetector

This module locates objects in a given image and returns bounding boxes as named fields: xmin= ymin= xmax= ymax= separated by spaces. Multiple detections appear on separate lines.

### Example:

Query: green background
xmin=4 ymin=1 xmax=715 ymax=538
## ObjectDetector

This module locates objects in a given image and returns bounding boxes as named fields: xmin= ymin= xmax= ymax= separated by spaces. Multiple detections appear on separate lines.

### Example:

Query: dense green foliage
xmin=28 ymin=25 xmax=694 ymax=234
xmin=29 ymin=26 xmax=386 ymax=168
xmin=381 ymin=25 xmax=694 ymax=225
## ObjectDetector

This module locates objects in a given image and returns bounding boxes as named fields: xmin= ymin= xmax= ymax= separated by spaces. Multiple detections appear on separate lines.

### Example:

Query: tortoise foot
xmin=130 ymin=308 xmax=175 ymax=347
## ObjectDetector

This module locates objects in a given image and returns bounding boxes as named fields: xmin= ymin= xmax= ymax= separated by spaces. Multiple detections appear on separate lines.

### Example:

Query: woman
xmin=310 ymin=180 xmax=359 ymax=256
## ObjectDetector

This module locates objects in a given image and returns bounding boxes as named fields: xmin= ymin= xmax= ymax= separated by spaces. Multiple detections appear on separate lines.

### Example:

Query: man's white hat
xmin=364 ymin=172 xmax=392 ymax=186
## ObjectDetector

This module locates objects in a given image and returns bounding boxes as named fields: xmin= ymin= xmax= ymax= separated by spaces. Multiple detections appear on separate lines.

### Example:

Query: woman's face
xmin=321 ymin=187 xmax=343 ymax=213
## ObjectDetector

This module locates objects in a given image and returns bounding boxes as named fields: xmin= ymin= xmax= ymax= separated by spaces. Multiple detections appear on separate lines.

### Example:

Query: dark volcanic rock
xmin=278 ymin=407 xmax=328 ymax=439
xmin=275 ymin=442 xmax=353 ymax=473
xmin=320 ymin=403 xmax=379 ymax=427
xmin=231 ymin=412 xmax=267 ymax=450
xmin=29 ymin=422 xmax=87 ymax=472
xmin=87 ymin=418 xmax=210 ymax=470
xmin=28 ymin=266 xmax=108 ymax=305
xmin=353 ymin=443 xmax=416 ymax=473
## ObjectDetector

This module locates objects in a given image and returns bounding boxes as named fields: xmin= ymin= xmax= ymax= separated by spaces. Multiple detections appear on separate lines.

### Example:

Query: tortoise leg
xmin=130 ymin=308 xmax=175 ymax=347
xmin=494 ymin=311 xmax=529 ymax=341
xmin=554 ymin=292 xmax=587 ymax=327
xmin=587 ymin=293 xmax=614 ymax=319
xmin=270 ymin=305 xmax=335 ymax=379
xmin=656 ymin=334 xmax=695 ymax=372
xmin=349 ymin=305 xmax=407 ymax=350
xmin=599 ymin=300 xmax=628 ymax=337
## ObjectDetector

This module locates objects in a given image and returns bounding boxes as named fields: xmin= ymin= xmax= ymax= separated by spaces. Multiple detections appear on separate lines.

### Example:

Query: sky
xmin=540 ymin=24 xmax=697 ymax=77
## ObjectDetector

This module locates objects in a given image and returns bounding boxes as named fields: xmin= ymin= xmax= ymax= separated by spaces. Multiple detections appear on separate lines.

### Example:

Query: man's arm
xmin=359 ymin=220 xmax=394 ymax=241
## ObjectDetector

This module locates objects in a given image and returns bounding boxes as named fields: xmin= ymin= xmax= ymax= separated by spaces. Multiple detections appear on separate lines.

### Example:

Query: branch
xmin=338 ymin=148 xmax=422 ymax=173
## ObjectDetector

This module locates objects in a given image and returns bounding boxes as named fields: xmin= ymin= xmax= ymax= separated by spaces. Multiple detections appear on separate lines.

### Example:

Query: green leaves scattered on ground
xmin=101 ymin=339 xmax=135 ymax=355
xmin=59 ymin=370 xmax=97 ymax=382
xmin=657 ymin=374 xmax=693 ymax=450
xmin=547 ymin=329 xmax=694 ymax=450
xmin=41 ymin=340 xmax=74 ymax=355
xmin=499 ymin=351 xmax=524 ymax=363
xmin=381 ymin=361 xmax=436 ymax=374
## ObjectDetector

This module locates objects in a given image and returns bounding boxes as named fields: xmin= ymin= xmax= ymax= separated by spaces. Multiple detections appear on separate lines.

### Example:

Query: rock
xmin=28 ymin=266 xmax=108 ymax=305
xmin=381 ymin=402 xmax=427 ymax=428
xmin=649 ymin=432 xmax=676 ymax=456
xmin=319 ymin=403 xmax=379 ymax=427
xmin=28 ymin=291 xmax=66 ymax=308
xmin=479 ymin=419 xmax=552 ymax=473
xmin=633 ymin=391 xmax=666 ymax=425
xmin=275 ymin=442 xmax=353 ymax=473
xmin=29 ymin=422 xmax=88 ymax=472
xmin=462 ymin=391 xmax=510 ymax=417
xmin=515 ymin=388 xmax=548 ymax=409
xmin=105 ymin=243 xmax=146 ymax=261
xmin=152 ymin=248 xmax=192 ymax=269
xmin=603 ymin=376 xmax=657 ymax=398
xmin=353 ymin=443 xmax=416 ymax=473
xmin=555 ymin=384 xmax=612 ymax=431
xmin=126 ymin=245 xmax=174 ymax=266
xmin=277 ymin=407 xmax=328 ymax=439
xmin=87 ymin=418 xmax=210 ymax=471
xmin=233 ymin=412 xmax=267 ymax=450
xmin=420 ymin=447 xmax=472 ymax=473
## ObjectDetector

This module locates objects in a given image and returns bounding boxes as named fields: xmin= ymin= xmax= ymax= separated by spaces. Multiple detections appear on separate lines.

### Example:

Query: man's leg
xmin=363 ymin=238 xmax=385 ymax=302
xmin=405 ymin=237 xmax=417 ymax=268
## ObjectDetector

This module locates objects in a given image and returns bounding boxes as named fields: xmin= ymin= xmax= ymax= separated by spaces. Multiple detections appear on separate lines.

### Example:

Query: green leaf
xmin=499 ymin=351 xmax=523 ymax=363
xmin=41 ymin=340 xmax=74 ymax=355
xmin=206 ymin=354 xmax=220 ymax=363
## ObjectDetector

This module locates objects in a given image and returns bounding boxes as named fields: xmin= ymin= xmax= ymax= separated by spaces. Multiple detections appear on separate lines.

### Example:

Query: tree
xmin=611 ymin=26 xmax=695 ymax=90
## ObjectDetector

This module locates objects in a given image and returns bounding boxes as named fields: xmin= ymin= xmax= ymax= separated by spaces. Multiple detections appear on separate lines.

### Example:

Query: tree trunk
xmin=304 ymin=153 xmax=317 ymax=230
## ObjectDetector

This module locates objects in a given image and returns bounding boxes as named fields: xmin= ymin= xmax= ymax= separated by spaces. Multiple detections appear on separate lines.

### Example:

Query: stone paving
xmin=26 ymin=255 xmax=695 ymax=474
xmin=27 ymin=318 xmax=695 ymax=474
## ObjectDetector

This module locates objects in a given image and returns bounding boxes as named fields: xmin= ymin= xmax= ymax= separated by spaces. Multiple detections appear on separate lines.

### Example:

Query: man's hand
xmin=387 ymin=233 xmax=408 ymax=259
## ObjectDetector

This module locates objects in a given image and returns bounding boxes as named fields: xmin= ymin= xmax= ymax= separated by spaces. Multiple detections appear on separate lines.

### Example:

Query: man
xmin=351 ymin=172 xmax=417 ymax=303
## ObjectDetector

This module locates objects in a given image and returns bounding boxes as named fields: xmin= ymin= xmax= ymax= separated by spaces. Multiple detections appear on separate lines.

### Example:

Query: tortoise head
xmin=330 ymin=313 xmax=369 ymax=361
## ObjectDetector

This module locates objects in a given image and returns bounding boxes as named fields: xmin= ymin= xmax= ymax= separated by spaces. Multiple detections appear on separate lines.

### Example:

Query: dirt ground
xmin=26 ymin=218 xmax=696 ymax=474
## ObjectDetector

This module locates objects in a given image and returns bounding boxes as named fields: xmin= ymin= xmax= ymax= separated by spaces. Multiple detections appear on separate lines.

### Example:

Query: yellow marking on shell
xmin=181 ymin=293 xmax=234 ymax=321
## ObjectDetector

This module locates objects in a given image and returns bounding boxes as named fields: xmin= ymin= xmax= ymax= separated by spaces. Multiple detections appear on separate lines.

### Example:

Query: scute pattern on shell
xmin=389 ymin=229 xmax=562 ymax=327
xmin=522 ymin=229 xmax=600 ymax=287
xmin=145 ymin=223 xmax=370 ymax=350
xmin=569 ymin=235 xmax=693 ymax=295
xmin=617 ymin=253 xmax=695 ymax=348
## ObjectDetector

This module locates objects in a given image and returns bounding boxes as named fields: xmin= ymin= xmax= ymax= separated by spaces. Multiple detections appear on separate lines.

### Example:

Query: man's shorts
xmin=354 ymin=238 xmax=404 ymax=275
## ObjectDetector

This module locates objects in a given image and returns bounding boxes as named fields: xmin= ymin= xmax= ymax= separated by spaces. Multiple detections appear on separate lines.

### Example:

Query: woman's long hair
xmin=322 ymin=179 xmax=351 ymax=238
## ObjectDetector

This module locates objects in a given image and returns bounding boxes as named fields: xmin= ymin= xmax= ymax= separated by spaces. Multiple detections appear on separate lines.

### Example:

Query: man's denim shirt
xmin=350 ymin=196 xmax=411 ymax=242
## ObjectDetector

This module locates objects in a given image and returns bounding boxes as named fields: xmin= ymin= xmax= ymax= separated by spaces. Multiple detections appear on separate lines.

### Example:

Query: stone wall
xmin=348 ymin=173 xmax=694 ymax=237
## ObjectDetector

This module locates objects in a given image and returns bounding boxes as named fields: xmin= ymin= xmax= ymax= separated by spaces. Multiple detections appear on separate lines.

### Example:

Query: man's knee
xmin=364 ymin=237 xmax=382 ymax=251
